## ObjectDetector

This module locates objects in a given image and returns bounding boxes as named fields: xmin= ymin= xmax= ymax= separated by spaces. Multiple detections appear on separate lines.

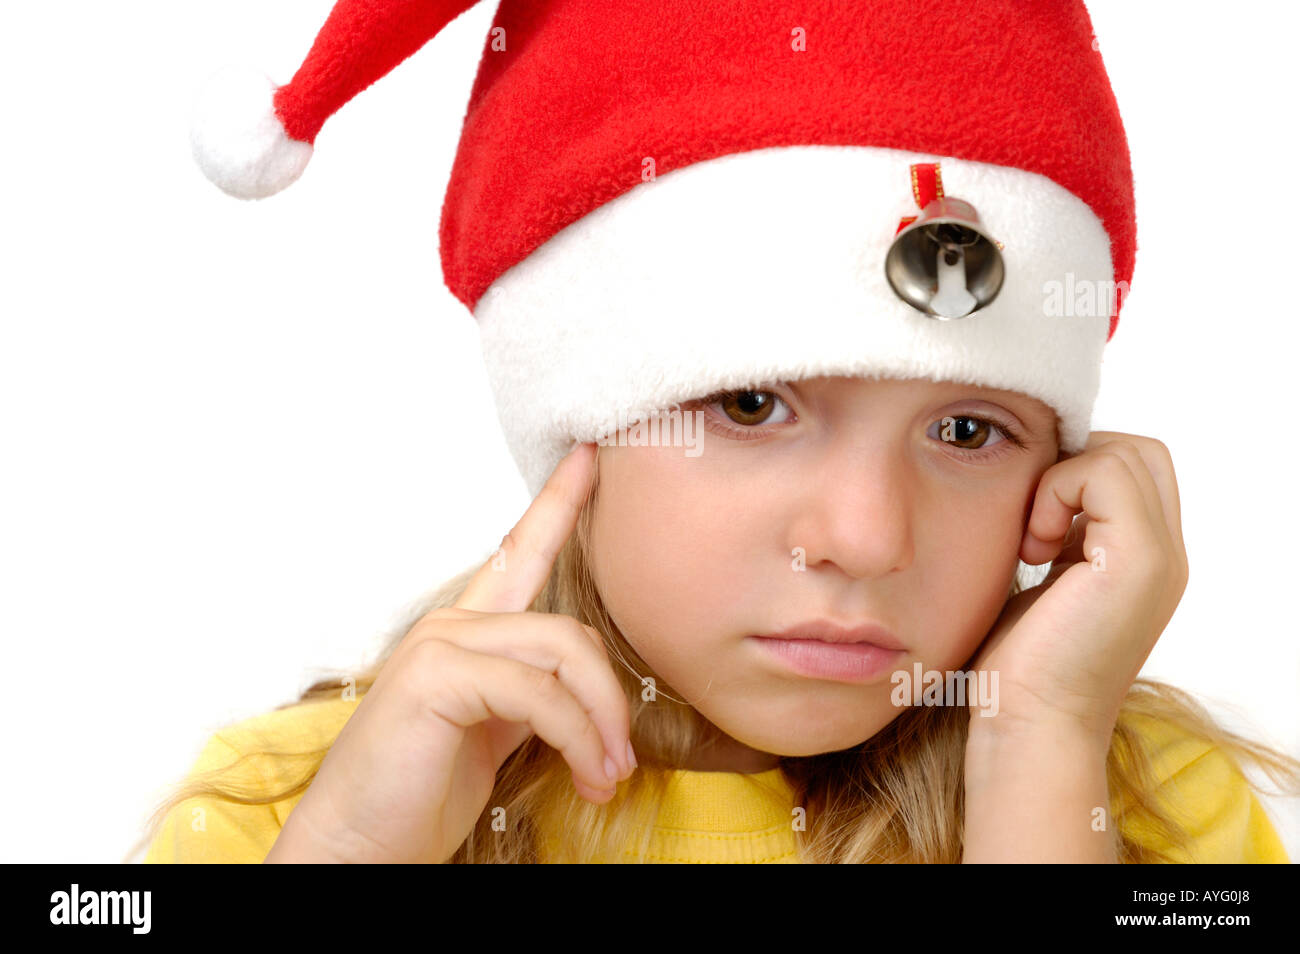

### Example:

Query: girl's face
xmin=588 ymin=375 xmax=1062 ymax=768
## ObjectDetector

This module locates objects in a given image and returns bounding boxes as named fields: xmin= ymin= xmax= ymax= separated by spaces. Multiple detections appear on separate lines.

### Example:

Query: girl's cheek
xmin=908 ymin=500 xmax=1024 ymax=665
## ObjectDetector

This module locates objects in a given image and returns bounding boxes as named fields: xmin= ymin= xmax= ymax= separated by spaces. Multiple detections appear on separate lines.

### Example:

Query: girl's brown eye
xmin=720 ymin=390 xmax=777 ymax=426
xmin=941 ymin=415 xmax=998 ymax=449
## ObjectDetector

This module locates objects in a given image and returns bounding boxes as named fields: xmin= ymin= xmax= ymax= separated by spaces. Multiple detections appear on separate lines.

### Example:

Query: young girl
xmin=139 ymin=0 xmax=1300 ymax=863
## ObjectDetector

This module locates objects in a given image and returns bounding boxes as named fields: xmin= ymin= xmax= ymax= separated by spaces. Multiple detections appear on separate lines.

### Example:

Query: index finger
xmin=454 ymin=441 xmax=598 ymax=613
xmin=1085 ymin=431 xmax=1184 ymax=552
xmin=1018 ymin=446 xmax=1153 ymax=568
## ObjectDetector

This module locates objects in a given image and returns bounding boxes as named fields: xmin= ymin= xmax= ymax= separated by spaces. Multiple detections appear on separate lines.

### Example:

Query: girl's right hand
xmin=264 ymin=441 xmax=635 ymax=864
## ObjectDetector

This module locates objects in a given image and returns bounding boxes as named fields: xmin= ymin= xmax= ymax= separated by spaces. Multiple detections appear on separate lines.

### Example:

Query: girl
xmin=138 ymin=0 xmax=1300 ymax=863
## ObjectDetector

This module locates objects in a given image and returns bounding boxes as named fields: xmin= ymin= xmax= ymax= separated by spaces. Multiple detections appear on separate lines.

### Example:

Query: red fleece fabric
xmin=273 ymin=0 xmax=1135 ymax=341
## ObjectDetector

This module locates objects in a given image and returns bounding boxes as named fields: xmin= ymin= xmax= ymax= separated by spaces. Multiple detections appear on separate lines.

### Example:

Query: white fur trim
xmin=476 ymin=146 xmax=1113 ymax=496
xmin=189 ymin=64 xmax=313 ymax=200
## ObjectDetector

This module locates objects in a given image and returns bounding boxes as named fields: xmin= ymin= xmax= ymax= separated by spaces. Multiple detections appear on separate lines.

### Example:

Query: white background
xmin=1 ymin=1 xmax=1296 ymax=863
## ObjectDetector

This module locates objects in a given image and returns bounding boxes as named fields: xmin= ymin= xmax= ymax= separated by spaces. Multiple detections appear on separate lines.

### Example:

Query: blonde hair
xmin=134 ymin=457 xmax=1300 ymax=863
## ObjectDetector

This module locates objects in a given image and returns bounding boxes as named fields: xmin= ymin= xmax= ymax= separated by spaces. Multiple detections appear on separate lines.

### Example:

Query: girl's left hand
xmin=968 ymin=431 xmax=1189 ymax=740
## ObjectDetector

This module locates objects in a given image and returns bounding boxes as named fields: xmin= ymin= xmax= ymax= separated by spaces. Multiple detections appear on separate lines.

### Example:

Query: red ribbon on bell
xmin=886 ymin=161 xmax=1006 ymax=319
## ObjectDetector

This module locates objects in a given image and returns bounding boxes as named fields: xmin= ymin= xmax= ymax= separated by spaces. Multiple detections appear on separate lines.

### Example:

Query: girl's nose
xmin=784 ymin=442 xmax=915 ymax=581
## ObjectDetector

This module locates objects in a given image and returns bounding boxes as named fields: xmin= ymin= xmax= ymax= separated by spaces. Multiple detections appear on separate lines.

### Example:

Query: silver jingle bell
xmin=885 ymin=197 xmax=1005 ymax=319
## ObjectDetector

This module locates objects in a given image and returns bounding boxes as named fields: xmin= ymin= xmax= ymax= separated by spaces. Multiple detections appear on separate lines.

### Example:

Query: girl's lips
xmin=748 ymin=636 xmax=905 ymax=683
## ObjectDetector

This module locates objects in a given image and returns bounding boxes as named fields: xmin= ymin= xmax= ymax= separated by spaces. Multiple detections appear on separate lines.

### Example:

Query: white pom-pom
xmin=189 ymin=63 xmax=313 ymax=200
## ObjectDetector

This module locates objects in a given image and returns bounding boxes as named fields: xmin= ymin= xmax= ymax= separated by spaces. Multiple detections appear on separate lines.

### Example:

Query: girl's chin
xmin=707 ymin=714 xmax=898 ymax=760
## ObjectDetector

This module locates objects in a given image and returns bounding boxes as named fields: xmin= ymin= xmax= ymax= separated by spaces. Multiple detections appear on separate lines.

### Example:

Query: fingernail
xmin=603 ymin=754 xmax=617 ymax=783
xmin=625 ymin=739 xmax=637 ymax=772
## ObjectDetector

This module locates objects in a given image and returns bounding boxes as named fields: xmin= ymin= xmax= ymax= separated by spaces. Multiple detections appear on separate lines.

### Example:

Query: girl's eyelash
xmin=935 ymin=413 xmax=1027 ymax=458
xmin=697 ymin=387 xmax=779 ymax=406
xmin=690 ymin=389 xmax=1028 ymax=455
xmin=692 ymin=388 xmax=795 ymax=440
xmin=961 ymin=414 xmax=1028 ymax=452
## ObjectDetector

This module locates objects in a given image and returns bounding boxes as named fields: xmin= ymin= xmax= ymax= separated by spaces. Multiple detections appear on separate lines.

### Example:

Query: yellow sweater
xmin=141 ymin=695 xmax=1290 ymax=864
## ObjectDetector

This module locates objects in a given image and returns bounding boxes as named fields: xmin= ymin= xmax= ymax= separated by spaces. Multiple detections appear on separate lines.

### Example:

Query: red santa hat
xmin=190 ymin=0 xmax=1136 ymax=496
